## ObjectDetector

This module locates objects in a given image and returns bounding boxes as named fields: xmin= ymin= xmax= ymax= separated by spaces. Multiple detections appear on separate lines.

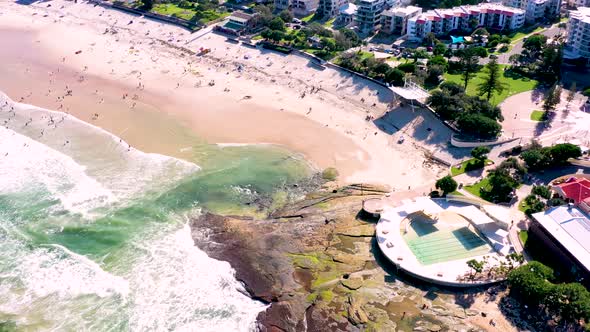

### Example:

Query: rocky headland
xmin=191 ymin=184 xmax=515 ymax=331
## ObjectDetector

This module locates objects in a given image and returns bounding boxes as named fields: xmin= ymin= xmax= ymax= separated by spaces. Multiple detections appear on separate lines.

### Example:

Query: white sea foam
xmin=0 ymin=92 xmax=200 ymax=216
xmin=0 ymin=126 xmax=117 ymax=216
xmin=128 ymin=224 xmax=267 ymax=332
xmin=0 ymin=91 xmax=266 ymax=331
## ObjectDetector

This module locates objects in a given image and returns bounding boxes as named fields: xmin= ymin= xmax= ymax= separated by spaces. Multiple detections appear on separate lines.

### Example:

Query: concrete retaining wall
xmin=451 ymin=135 xmax=519 ymax=148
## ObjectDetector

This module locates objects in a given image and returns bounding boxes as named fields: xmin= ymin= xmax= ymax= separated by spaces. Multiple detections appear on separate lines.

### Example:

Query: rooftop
xmin=555 ymin=177 xmax=590 ymax=203
xmin=532 ymin=206 xmax=590 ymax=272
xmin=410 ymin=3 xmax=524 ymax=23
xmin=570 ymin=7 xmax=590 ymax=25
xmin=382 ymin=5 xmax=422 ymax=17
xmin=339 ymin=3 xmax=358 ymax=15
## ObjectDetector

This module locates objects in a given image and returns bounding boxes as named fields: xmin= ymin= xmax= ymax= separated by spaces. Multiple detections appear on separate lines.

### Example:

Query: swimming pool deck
xmin=376 ymin=197 xmax=514 ymax=287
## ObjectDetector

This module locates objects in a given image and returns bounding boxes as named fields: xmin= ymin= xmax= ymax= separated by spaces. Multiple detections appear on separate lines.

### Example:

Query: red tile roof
xmin=557 ymin=177 xmax=590 ymax=203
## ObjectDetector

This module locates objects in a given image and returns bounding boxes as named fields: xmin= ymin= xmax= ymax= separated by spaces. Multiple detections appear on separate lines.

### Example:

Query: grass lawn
xmin=251 ymin=34 xmax=263 ymax=40
xmin=530 ymin=110 xmax=546 ymax=121
xmin=518 ymin=199 xmax=530 ymax=212
xmin=323 ymin=17 xmax=336 ymax=28
xmin=449 ymin=190 xmax=464 ymax=196
xmin=152 ymin=3 xmax=196 ymax=20
xmin=151 ymin=3 xmax=226 ymax=23
xmin=358 ymin=50 xmax=374 ymax=61
xmin=443 ymin=64 xmax=538 ymax=105
xmin=464 ymin=177 xmax=490 ymax=198
xmin=450 ymin=158 xmax=492 ymax=177
xmin=301 ymin=13 xmax=316 ymax=22
xmin=509 ymin=26 xmax=545 ymax=43
xmin=518 ymin=230 xmax=529 ymax=246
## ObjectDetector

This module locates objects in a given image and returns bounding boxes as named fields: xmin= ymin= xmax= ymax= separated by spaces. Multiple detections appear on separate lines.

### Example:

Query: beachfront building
xmin=380 ymin=6 xmax=422 ymax=35
xmin=318 ymin=0 xmax=348 ymax=17
xmin=275 ymin=0 xmax=291 ymax=12
xmin=501 ymin=0 xmax=561 ymax=22
xmin=375 ymin=197 xmax=515 ymax=287
xmin=216 ymin=11 xmax=260 ymax=36
xmin=565 ymin=7 xmax=590 ymax=62
xmin=407 ymin=3 xmax=525 ymax=41
xmin=338 ymin=3 xmax=358 ymax=25
xmin=552 ymin=176 xmax=590 ymax=208
xmin=569 ymin=0 xmax=590 ymax=8
xmin=530 ymin=205 xmax=590 ymax=281
xmin=275 ymin=0 xmax=319 ymax=16
xmin=356 ymin=0 xmax=385 ymax=33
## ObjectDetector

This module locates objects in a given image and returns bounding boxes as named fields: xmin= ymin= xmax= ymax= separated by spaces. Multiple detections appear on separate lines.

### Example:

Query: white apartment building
xmin=407 ymin=3 xmax=525 ymax=41
xmin=275 ymin=0 xmax=290 ymax=12
xmin=502 ymin=0 xmax=561 ymax=22
xmin=569 ymin=0 xmax=590 ymax=8
xmin=381 ymin=6 xmax=422 ymax=35
xmin=274 ymin=0 xmax=319 ymax=16
xmin=356 ymin=0 xmax=385 ymax=33
xmin=318 ymin=0 xmax=349 ymax=17
xmin=565 ymin=7 xmax=590 ymax=60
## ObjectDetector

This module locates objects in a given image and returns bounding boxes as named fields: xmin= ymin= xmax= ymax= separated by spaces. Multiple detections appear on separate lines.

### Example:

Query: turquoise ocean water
xmin=0 ymin=94 xmax=311 ymax=331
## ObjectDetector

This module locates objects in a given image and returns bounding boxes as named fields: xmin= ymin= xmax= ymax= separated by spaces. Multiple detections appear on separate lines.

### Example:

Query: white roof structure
xmin=339 ymin=3 xmax=358 ymax=15
xmin=532 ymin=206 xmax=590 ymax=272
xmin=390 ymin=81 xmax=430 ymax=101
xmin=382 ymin=5 xmax=422 ymax=17
xmin=570 ymin=6 xmax=590 ymax=25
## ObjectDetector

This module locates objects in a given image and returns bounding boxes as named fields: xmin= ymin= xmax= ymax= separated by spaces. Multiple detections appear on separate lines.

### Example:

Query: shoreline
xmin=0 ymin=0 xmax=448 ymax=189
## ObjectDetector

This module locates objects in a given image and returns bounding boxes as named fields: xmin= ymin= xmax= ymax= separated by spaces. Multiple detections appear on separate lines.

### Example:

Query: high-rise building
xmin=381 ymin=6 xmax=422 ymax=35
xmin=355 ymin=0 xmax=385 ymax=33
xmin=407 ymin=3 xmax=525 ymax=41
xmin=318 ymin=0 xmax=349 ymax=17
xmin=565 ymin=7 xmax=590 ymax=60
xmin=568 ymin=0 xmax=590 ymax=8
xmin=502 ymin=0 xmax=561 ymax=22
xmin=274 ymin=0 xmax=319 ymax=16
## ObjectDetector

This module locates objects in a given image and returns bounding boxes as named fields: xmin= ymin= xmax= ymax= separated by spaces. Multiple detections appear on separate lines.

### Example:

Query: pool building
xmin=376 ymin=197 xmax=516 ymax=287
xmin=530 ymin=204 xmax=590 ymax=283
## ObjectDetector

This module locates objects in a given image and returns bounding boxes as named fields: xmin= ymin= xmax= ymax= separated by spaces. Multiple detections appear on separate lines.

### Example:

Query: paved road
xmin=491 ymin=25 xmax=564 ymax=65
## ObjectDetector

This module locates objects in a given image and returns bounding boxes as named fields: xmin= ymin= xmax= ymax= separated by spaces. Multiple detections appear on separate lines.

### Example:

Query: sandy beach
xmin=0 ymin=0 xmax=448 ymax=188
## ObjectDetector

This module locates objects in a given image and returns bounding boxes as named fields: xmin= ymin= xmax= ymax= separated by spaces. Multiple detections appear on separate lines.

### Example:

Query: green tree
xmin=477 ymin=58 xmax=508 ymax=101
xmin=253 ymin=5 xmax=273 ymax=26
xmin=397 ymin=62 xmax=416 ymax=73
xmin=425 ymin=32 xmax=437 ymax=46
xmin=467 ymin=259 xmax=485 ymax=279
xmin=279 ymin=10 xmax=293 ymax=23
xmin=539 ymin=43 xmax=563 ymax=82
xmin=471 ymin=146 xmax=490 ymax=161
xmin=521 ymin=148 xmax=548 ymax=170
xmin=456 ymin=113 xmax=501 ymax=139
xmin=481 ymin=168 xmax=519 ymax=202
xmin=141 ymin=0 xmax=154 ymax=11
xmin=457 ymin=48 xmax=480 ymax=89
xmin=465 ymin=96 xmax=503 ymax=121
xmin=384 ymin=68 xmax=405 ymax=86
xmin=549 ymin=143 xmax=582 ymax=164
xmin=435 ymin=175 xmax=458 ymax=196
xmin=523 ymin=34 xmax=548 ymax=57
xmin=532 ymin=185 xmax=552 ymax=199
xmin=543 ymin=84 xmax=560 ymax=111
xmin=567 ymin=81 xmax=577 ymax=106
xmin=433 ymin=42 xmax=447 ymax=56
xmin=268 ymin=17 xmax=286 ymax=31
xmin=425 ymin=65 xmax=444 ymax=86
